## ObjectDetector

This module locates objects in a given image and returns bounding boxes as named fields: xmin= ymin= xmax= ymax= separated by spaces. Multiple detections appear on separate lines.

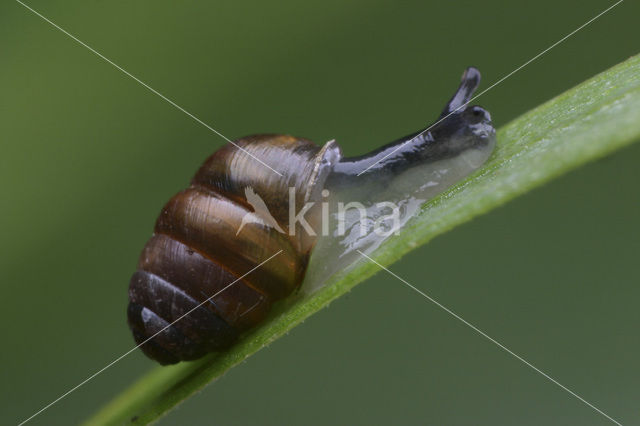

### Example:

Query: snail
xmin=128 ymin=67 xmax=496 ymax=365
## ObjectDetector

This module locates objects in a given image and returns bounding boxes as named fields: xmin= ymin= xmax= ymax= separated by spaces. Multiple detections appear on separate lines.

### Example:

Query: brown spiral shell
xmin=127 ymin=134 xmax=340 ymax=364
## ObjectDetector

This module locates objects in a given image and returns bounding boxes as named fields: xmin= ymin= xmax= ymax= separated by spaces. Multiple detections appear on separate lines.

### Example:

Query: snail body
xmin=128 ymin=67 xmax=496 ymax=364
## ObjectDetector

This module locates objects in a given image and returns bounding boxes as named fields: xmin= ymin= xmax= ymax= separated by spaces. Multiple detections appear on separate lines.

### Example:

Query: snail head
xmin=426 ymin=67 xmax=496 ymax=163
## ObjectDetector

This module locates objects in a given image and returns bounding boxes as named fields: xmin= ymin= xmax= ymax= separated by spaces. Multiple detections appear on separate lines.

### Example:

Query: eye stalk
xmin=441 ymin=67 xmax=482 ymax=116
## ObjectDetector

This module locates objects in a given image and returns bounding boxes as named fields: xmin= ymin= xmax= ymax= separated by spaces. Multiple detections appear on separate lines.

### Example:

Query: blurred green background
xmin=1 ymin=0 xmax=639 ymax=424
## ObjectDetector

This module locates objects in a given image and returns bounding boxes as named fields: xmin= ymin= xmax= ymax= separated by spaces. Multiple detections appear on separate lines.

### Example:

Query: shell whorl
xmin=128 ymin=134 xmax=340 ymax=364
